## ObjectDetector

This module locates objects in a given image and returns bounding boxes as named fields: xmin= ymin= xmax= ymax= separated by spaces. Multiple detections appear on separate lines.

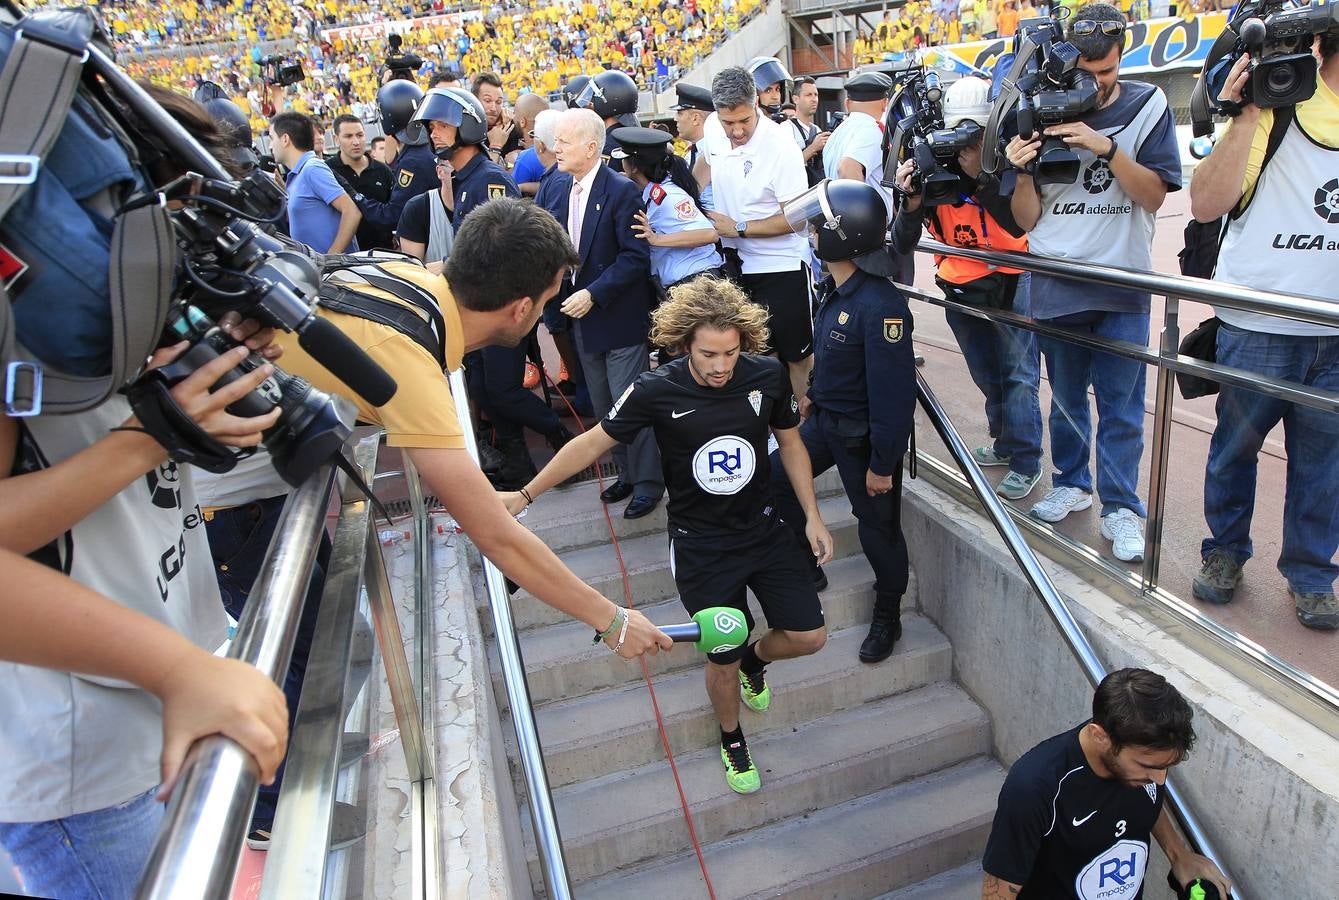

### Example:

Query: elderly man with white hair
xmin=535 ymin=109 xmax=664 ymax=519
xmin=512 ymin=107 xmax=561 ymax=197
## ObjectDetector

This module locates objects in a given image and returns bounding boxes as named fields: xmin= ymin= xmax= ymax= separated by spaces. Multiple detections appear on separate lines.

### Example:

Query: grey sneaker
xmin=1100 ymin=508 xmax=1145 ymax=563
xmin=1192 ymin=550 xmax=1243 ymax=605
xmin=997 ymin=470 xmax=1042 ymax=501
xmin=1030 ymin=486 xmax=1093 ymax=523
xmin=971 ymin=446 xmax=1012 ymax=467
xmin=1291 ymin=589 xmax=1339 ymax=631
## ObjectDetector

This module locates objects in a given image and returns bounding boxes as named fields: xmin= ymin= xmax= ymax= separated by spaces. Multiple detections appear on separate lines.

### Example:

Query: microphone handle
xmin=297 ymin=316 xmax=398 ymax=407
xmin=661 ymin=623 xmax=702 ymax=643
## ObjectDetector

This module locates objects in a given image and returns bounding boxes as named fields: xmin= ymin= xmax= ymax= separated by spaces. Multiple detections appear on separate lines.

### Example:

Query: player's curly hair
xmin=649 ymin=275 xmax=771 ymax=355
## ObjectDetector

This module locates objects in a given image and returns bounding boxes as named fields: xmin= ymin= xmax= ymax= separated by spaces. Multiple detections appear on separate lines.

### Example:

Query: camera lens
xmin=1264 ymin=61 xmax=1298 ymax=98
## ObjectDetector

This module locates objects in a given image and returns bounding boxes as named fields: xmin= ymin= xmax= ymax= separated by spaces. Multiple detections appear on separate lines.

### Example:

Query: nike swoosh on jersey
xmin=1072 ymin=810 xmax=1098 ymax=827
xmin=671 ymin=409 xmax=697 ymax=419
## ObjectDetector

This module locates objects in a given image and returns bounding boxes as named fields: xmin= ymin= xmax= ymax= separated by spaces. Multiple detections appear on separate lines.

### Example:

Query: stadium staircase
xmin=479 ymin=470 xmax=1005 ymax=898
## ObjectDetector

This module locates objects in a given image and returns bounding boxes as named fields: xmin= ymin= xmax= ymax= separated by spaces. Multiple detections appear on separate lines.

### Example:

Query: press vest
xmin=1215 ymin=113 xmax=1339 ymax=336
xmin=927 ymin=198 xmax=1028 ymax=284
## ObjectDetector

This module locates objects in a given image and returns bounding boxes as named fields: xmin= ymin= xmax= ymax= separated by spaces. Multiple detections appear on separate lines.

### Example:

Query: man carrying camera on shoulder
xmin=1005 ymin=2 xmax=1182 ymax=564
xmin=1188 ymin=24 xmax=1339 ymax=629
xmin=893 ymin=76 xmax=1044 ymax=503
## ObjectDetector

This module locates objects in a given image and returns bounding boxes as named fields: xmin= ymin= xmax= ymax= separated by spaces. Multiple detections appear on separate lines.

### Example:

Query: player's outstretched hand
xmin=155 ymin=649 xmax=288 ymax=800
xmin=605 ymin=607 xmax=673 ymax=659
xmin=806 ymin=517 xmax=834 ymax=565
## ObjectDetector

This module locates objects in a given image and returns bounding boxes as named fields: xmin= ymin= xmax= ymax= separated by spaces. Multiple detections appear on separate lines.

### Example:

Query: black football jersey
xmin=983 ymin=723 xmax=1166 ymax=899
xmin=601 ymin=355 xmax=800 ymax=537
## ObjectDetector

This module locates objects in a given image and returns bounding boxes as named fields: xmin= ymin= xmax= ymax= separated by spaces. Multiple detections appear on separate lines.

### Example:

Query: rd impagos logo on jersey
xmin=692 ymin=435 xmax=755 ymax=495
xmin=1075 ymin=839 xmax=1148 ymax=900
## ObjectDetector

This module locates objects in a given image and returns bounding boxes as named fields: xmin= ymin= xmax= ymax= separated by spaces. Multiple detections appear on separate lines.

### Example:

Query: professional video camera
xmin=384 ymin=33 xmax=424 ymax=83
xmin=883 ymin=68 xmax=977 ymax=207
xmin=981 ymin=16 xmax=1100 ymax=186
xmin=260 ymin=54 xmax=305 ymax=87
xmin=1190 ymin=0 xmax=1339 ymax=136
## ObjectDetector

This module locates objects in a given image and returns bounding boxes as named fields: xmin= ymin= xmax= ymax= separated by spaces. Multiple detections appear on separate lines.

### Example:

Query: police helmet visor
xmin=412 ymin=89 xmax=471 ymax=128
xmin=784 ymin=181 xmax=844 ymax=238
xmin=749 ymin=58 xmax=793 ymax=91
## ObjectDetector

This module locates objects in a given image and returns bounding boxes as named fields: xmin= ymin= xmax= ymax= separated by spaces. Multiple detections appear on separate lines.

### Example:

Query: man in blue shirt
xmin=269 ymin=111 xmax=361 ymax=254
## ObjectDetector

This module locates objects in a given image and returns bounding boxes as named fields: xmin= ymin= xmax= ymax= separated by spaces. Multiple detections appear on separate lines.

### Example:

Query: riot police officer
xmin=411 ymin=87 xmax=519 ymax=224
xmin=746 ymin=56 xmax=793 ymax=122
xmin=575 ymin=69 xmax=640 ymax=167
xmin=612 ymin=126 xmax=724 ymax=293
xmin=770 ymin=179 xmax=916 ymax=664
xmin=561 ymin=74 xmax=591 ymax=110
xmin=350 ymin=79 xmax=439 ymax=232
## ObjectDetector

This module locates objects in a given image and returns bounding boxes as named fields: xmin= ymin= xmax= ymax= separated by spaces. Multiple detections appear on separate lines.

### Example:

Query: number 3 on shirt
xmin=1115 ymin=819 xmax=1127 ymax=838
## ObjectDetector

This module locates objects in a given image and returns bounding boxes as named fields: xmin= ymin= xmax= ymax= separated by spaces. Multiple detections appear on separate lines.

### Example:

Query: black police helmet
xmin=412 ymin=87 xmax=489 ymax=151
xmin=192 ymin=80 xmax=230 ymax=104
xmin=785 ymin=179 xmax=888 ymax=262
xmin=746 ymin=56 xmax=793 ymax=93
xmin=577 ymin=70 xmax=639 ymax=127
xmin=562 ymin=74 xmax=591 ymax=109
xmin=377 ymin=79 xmax=425 ymax=140
xmin=202 ymin=98 xmax=260 ymax=172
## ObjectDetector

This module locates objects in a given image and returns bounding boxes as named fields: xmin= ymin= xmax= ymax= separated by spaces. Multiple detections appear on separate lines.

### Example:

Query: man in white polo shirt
xmin=701 ymin=65 xmax=815 ymax=403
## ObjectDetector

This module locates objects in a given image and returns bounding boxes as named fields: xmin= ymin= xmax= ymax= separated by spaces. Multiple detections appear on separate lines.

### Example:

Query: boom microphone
xmin=297 ymin=315 xmax=398 ymax=407
xmin=661 ymin=607 xmax=750 ymax=654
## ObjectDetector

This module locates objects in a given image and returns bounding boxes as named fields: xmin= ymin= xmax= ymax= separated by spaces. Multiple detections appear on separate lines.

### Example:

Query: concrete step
xmin=499 ymin=492 xmax=865 ymax=633
xmin=518 ymin=469 xmax=847 ymax=555
xmin=578 ymin=756 xmax=1004 ymax=899
xmin=542 ymin=682 xmax=990 ymax=885
xmin=876 ymin=862 xmax=983 ymax=899
xmin=531 ymin=615 xmax=952 ymax=788
xmin=491 ymin=555 xmax=880 ymax=708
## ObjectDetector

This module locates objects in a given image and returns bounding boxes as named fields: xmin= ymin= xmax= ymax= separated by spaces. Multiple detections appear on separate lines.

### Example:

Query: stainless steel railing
xmin=901 ymin=237 xmax=1339 ymax=721
xmin=136 ymin=462 xmax=338 ymax=900
xmin=447 ymin=368 xmax=573 ymax=900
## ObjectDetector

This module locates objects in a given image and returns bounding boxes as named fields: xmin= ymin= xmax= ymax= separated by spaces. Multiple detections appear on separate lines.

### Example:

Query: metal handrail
xmin=916 ymin=373 xmax=1243 ymax=898
xmin=135 ymin=462 xmax=338 ymax=900
xmin=446 ymin=369 xmax=573 ymax=899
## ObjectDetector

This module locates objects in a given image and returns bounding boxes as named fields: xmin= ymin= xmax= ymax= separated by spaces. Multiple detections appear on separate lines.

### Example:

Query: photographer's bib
xmin=1214 ymin=88 xmax=1339 ymax=336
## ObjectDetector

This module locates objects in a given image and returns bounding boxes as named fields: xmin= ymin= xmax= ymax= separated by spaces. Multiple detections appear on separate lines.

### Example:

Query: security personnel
xmin=411 ymin=87 xmax=554 ymax=488
xmin=576 ymin=69 xmax=641 ymax=167
xmin=671 ymin=82 xmax=716 ymax=206
xmin=352 ymin=80 xmax=440 ymax=232
xmin=746 ymin=56 xmax=793 ymax=121
xmin=611 ymin=126 xmax=724 ymax=292
xmin=823 ymin=71 xmax=910 ymax=281
xmin=561 ymin=74 xmax=591 ymax=109
xmin=770 ymin=179 xmax=916 ymax=664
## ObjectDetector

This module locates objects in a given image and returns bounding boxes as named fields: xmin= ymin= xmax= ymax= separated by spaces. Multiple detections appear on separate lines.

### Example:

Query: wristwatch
xmin=735 ymin=219 xmax=748 ymax=237
xmin=1098 ymin=138 xmax=1118 ymax=162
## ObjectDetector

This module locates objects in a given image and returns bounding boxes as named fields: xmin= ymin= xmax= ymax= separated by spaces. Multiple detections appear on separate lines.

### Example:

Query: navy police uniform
xmin=354 ymin=140 xmax=440 ymax=230
xmin=450 ymin=150 xmax=519 ymax=224
xmin=771 ymin=269 xmax=916 ymax=604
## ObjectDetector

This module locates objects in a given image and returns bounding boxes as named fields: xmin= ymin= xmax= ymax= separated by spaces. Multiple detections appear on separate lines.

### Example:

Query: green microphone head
xmin=692 ymin=607 xmax=749 ymax=655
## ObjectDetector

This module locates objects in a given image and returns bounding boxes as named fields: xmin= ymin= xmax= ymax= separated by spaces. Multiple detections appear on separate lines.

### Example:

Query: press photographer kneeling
xmin=890 ymin=75 xmax=1043 ymax=503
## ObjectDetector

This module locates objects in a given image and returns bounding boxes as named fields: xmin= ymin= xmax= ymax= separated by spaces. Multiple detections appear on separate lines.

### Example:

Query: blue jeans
xmin=944 ymin=273 xmax=1043 ymax=476
xmin=207 ymin=496 xmax=331 ymax=827
xmin=0 ymin=787 xmax=161 ymax=900
xmin=1038 ymin=309 xmax=1150 ymax=516
xmin=1202 ymin=323 xmax=1339 ymax=592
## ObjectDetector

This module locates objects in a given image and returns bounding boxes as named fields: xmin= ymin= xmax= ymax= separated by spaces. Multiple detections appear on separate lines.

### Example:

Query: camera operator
xmin=327 ymin=114 xmax=395 ymax=250
xmin=1004 ymin=3 xmax=1182 ymax=562
xmin=1187 ymin=31 xmax=1339 ymax=629
xmin=892 ymin=76 xmax=1043 ymax=502
xmin=982 ymin=668 xmax=1231 ymax=899
xmin=348 ymin=79 xmax=440 ymax=236
xmin=792 ymin=76 xmax=830 ymax=187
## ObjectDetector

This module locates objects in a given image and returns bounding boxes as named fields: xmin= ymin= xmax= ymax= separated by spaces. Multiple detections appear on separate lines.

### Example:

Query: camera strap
xmin=122 ymin=372 xmax=243 ymax=473
xmin=0 ymin=9 xmax=176 ymax=417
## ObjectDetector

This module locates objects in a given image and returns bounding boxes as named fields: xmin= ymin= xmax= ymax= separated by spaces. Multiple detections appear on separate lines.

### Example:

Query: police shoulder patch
xmin=675 ymin=199 xmax=696 ymax=220
xmin=488 ymin=183 xmax=508 ymax=199
xmin=649 ymin=183 xmax=667 ymax=205
xmin=398 ymin=169 xmax=415 ymax=188
xmin=883 ymin=318 xmax=903 ymax=343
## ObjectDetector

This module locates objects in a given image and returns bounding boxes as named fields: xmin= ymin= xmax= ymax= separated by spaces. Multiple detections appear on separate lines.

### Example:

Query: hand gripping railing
xmin=135 ymin=462 xmax=338 ymax=900
xmin=916 ymin=371 xmax=1243 ymax=899
xmin=446 ymin=368 xmax=573 ymax=899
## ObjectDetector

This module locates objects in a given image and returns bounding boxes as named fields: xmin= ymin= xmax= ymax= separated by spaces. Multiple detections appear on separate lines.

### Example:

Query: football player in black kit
xmin=982 ymin=668 xmax=1231 ymax=899
xmin=501 ymin=276 xmax=834 ymax=795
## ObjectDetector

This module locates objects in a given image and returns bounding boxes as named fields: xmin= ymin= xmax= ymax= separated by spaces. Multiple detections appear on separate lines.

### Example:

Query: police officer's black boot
xmin=858 ymin=592 xmax=902 ymax=664
xmin=493 ymin=432 xmax=538 ymax=492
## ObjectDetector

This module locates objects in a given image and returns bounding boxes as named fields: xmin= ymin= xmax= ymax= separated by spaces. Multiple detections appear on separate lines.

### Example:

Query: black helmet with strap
xmin=412 ymin=87 xmax=488 ymax=156
xmin=577 ymin=70 xmax=639 ymax=127
xmin=377 ymin=78 xmax=425 ymax=142
xmin=562 ymin=74 xmax=591 ymax=109
xmin=784 ymin=179 xmax=889 ymax=262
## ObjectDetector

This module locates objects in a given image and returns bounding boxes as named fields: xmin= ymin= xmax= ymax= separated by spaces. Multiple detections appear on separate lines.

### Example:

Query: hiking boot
xmin=493 ymin=435 xmax=537 ymax=491
xmin=997 ymin=470 xmax=1042 ymax=501
xmin=1100 ymin=508 xmax=1146 ymax=563
xmin=859 ymin=596 xmax=902 ymax=663
xmin=972 ymin=446 xmax=1012 ymax=467
xmin=1292 ymin=589 xmax=1339 ymax=631
xmin=1030 ymin=485 xmax=1093 ymax=523
xmin=1192 ymin=550 xmax=1242 ymax=606
xmin=720 ymin=738 xmax=761 ymax=794
xmin=739 ymin=669 xmax=770 ymax=712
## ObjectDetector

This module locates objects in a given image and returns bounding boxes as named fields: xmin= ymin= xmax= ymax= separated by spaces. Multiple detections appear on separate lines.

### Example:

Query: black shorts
xmin=668 ymin=515 xmax=824 ymax=665
xmin=738 ymin=266 xmax=815 ymax=363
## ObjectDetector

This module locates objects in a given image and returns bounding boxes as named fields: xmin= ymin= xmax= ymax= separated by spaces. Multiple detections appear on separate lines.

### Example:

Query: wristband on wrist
xmin=1099 ymin=138 xmax=1118 ymax=162
xmin=614 ymin=608 xmax=631 ymax=654
xmin=593 ymin=607 xmax=625 ymax=644
xmin=519 ymin=486 xmax=534 ymax=506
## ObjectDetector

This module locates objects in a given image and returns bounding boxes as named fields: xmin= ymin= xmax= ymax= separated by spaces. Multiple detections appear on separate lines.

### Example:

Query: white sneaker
xmin=1101 ymin=508 xmax=1146 ymax=563
xmin=1029 ymin=485 xmax=1093 ymax=523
